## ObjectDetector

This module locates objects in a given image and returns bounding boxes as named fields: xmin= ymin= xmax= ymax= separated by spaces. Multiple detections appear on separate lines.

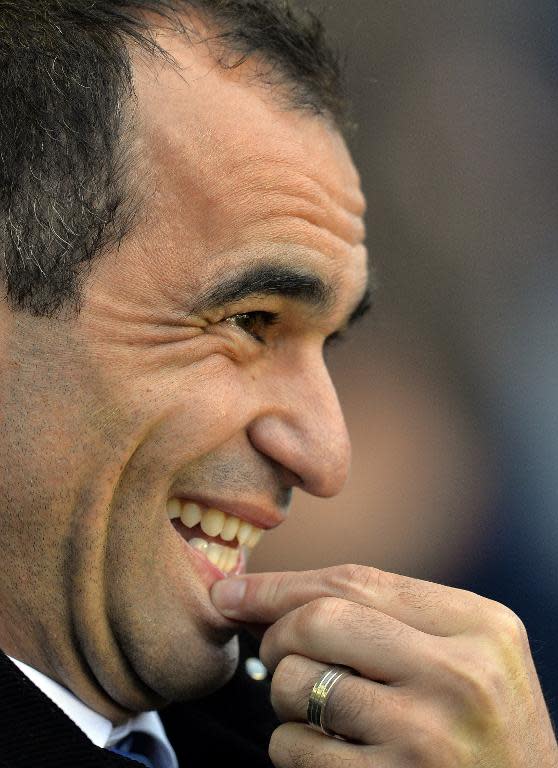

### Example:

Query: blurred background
xmin=249 ymin=0 xmax=558 ymax=719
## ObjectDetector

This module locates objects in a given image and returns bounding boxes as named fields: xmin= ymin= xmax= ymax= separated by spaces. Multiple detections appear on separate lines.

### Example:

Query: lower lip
xmin=170 ymin=520 xmax=246 ymax=589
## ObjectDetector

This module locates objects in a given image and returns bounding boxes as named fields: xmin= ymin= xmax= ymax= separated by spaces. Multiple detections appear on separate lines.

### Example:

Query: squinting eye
xmin=225 ymin=311 xmax=279 ymax=344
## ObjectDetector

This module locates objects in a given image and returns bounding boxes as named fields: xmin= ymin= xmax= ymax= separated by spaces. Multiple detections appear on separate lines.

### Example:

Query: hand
xmin=211 ymin=565 xmax=558 ymax=767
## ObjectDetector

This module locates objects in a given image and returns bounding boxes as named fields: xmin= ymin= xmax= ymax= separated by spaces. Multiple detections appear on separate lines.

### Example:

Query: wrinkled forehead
xmin=130 ymin=28 xmax=368 ymax=303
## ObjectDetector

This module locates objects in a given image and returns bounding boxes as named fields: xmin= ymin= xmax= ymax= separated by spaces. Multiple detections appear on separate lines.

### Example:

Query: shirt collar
xmin=8 ymin=656 xmax=178 ymax=767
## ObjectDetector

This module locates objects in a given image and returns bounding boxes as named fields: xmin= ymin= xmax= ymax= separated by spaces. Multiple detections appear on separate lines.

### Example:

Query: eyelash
xmin=224 ymin=311 xmax=348 ymax=349
xmin=225 ymin=311 xmax=280 ymax=344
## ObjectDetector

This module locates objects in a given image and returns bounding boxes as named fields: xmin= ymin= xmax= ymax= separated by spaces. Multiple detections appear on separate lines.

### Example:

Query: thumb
xmin=210 ymin=570 xmax=313 ymax=622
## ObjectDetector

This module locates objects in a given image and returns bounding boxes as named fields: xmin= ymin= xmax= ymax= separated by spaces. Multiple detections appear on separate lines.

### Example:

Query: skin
xmin=0 ymin=29 xmax=367 ymax=724
xmin=211 ymin=568 xmax=558 ymax=767
xmin=4 ymin=20 xmax=553 ymax=768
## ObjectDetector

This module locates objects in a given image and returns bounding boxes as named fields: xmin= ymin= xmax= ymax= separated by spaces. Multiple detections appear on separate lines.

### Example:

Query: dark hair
xmin=0 ymin=0 xmax=345 ymax=317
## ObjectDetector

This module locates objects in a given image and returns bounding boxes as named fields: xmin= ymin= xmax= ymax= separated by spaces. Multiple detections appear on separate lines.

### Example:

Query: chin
xmin=131 ymin=631 xmax=241 ymax=706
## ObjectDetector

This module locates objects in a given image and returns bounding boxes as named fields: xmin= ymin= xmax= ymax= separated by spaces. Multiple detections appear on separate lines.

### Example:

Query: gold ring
xmin=306 ymin=665 xmax=356 ymax=739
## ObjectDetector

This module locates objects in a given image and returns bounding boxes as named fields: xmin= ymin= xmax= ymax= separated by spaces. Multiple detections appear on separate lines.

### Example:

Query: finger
xmin=271 ymin=654 xmax=412 ymax=746
xmin=269 ymin=723 xmax=400 ymax=768
xmin=211 ymin=564 xmax=484 ymax=636
xmin=259 ymin=596 xmax=431 ymax=681
xmin=269 ymin=723 xmax=359 ymax=768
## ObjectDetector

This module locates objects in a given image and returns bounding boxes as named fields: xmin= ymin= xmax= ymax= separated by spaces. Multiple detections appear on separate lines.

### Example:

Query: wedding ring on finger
xmin=307 ymin=665 xmax=358 ymax=740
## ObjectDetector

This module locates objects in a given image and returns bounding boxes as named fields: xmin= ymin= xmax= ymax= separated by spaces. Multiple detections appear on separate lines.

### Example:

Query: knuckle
xmin=268 ymin=725 xmax=298 ymax=768
xmin=271 ymin=656 xmax=308 ymax=716
xmin=482 ymin=597 xmax=523 ymax=630
xmin=259 ymin=622 xmax=280 ymax=670
xmin=270 ymin=724 xmax=359 ymax=768
xmin=478 ymin=602 xmax=531 ymax=675
xmin=272 ymin=655 xmax=300 ymax=690
xmin=490 ymin=602 xmax=529 ymax=647
xmin=329 ymin=563 xmax=385 ymax=597
xmin=301 ymin=596 xmax=347 ymax=633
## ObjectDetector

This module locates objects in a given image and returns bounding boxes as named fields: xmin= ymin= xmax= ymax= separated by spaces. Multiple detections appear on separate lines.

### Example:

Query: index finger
xmin=210 ymin=563 xmax=487 ymax=636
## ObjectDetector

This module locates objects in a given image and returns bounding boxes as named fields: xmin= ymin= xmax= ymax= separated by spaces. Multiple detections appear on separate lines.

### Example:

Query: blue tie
xmin=108 ymin=731 xmax=160 ymax=767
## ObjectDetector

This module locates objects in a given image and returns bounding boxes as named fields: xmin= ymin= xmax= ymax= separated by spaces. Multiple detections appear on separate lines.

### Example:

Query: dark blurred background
xmin=249 ymin=0 xmax=558 ymax=720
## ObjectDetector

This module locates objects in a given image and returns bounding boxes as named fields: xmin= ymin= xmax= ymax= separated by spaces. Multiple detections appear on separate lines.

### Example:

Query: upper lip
xmin=171 ymin=493 xmax=286 ymax=531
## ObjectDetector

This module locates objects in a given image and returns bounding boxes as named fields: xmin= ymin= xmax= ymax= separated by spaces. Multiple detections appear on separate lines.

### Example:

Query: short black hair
xmin=0 ymin=0 xmax=346 ymax=317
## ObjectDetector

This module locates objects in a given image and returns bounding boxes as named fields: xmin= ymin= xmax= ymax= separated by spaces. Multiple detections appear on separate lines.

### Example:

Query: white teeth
xmin=200 ymin=508 xmax=226 ymax=538
xmin=214 ymin=548 xmax=225 ymax=571
xmin=220 ymin=515 xmax=240 ymax=542
xmin=166 ymin=499 xmax=182 ymax=520
xmin=206 ymin=542 xmax=222 ymax=567
xmin=221 ymin=549 xmax=238 ymax=571
xmin=246 ymin=527 xmax=263 ymax=548
xmin=189 ymin=538 xmax=208 ymax=554
xmin=237 ymin=520 xmax=253 ymax=546
xmin=227 ymin=547 xmax=239 ymax=572
xmin=181 ymin=502 xmax=202 ymax=528
xmin=167 ymin=498 xmax=264 ymax=549
xmin=190 ymin=538 xmax=239 ymax=574
xmin=217 ymin=548 xmax=230 ymax=572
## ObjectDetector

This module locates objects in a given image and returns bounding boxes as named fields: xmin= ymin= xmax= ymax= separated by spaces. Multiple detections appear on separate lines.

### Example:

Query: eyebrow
xmin=190 ymin=265 xmax=334 ymax=314
xmin=190 ymin=263 xmax=373 ymax=330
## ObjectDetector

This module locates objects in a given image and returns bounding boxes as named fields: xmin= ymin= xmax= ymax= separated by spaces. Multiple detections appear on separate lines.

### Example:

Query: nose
xmin=247 ymin=349 xmax=351 ymax=498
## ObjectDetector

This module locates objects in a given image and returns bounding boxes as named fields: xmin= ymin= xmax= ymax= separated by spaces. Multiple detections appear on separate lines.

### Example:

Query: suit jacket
xmin=0 ymin=632 xmax=279 ymax=767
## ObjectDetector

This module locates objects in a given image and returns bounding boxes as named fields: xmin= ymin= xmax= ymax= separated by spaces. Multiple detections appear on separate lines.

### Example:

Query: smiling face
xmin=0 ymin=31 xmax=368 ymax=722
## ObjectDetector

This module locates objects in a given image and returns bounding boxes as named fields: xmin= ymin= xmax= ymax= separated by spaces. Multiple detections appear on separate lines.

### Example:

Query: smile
xmin=166 ymin=498 xmax=264 ymax=575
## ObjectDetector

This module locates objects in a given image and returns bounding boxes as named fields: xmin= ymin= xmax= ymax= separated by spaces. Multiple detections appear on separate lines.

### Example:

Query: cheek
xmin=78 ymin=336 xmax=262 ymax=479
xmin=144 ymin=366 xmax=257 ymax=462
xmin=0 ymin=358 xmax=105 ymax=500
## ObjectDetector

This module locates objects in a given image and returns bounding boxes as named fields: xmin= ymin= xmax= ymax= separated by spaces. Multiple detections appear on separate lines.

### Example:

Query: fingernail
xmin=211 ymin=577 xmax=247 ymax=616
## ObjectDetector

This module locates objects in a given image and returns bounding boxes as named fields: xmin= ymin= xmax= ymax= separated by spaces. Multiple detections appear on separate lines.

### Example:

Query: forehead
xmin=130 ymin=29 xmax=368 ymax=309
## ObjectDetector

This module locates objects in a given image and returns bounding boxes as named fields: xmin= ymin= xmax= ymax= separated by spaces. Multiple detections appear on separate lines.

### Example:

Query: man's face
xmin=0 ymin=32 xmax=367 ymax=722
